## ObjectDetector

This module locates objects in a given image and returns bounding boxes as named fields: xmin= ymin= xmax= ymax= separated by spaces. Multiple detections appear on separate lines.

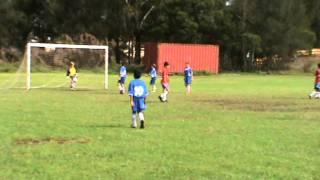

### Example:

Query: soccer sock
xmin=164 ymin=90 xmax=168 ymax=100
xmin=132 ymin=114 xmax=137 ymax=127
xmin=71 ymin=82 xmax=76 ymax=89
xmin=187 ymin=85 xmax=191 ymax=94
xmin=310 ymin=91 xmax=317 ymax=97
xmin=139 ymin=112 xmax=145 ymax=128
xmin=121 ymin=85 xmax=125 ymax=92
xmin=138 ymin=112 xmax=145 ymax=121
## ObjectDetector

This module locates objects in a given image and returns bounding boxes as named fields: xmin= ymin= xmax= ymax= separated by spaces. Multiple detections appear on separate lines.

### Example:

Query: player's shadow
xmin=31 ymin=88 xmax=122 ymax=94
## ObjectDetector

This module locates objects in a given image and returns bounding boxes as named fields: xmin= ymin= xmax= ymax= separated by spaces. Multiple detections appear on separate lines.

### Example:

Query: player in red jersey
xmin=309 ymin=63 xmax=320 ymax=99
xmin=159 ymin=62 xmax=170 ymax=102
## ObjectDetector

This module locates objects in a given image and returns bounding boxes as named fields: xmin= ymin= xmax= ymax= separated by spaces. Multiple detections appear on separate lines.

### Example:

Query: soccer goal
xmin=25 ymin=43 xmax=109 ymax=90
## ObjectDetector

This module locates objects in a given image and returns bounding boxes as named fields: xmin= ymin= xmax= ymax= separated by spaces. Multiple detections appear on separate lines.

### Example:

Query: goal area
xmin=25 ymin=43 xmax=109 ymax=90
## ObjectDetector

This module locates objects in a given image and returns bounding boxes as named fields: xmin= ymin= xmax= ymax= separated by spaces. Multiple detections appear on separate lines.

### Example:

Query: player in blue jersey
xmin=184 ymin=62 xmax=193 ymax=94
xmin=118 ymin=62 xmax=127 ymax=94
xmin=128 ymin=70 xmax=149 ymax=129
xmin=149 ymin=64 xmax=157 ymax=92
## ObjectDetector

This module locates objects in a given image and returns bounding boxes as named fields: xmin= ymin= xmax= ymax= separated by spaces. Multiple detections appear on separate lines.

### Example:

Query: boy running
xmin=159 ymin=62 xmax=170 ymax=102
xmin=119 ymin=62 xmax=127 ymax=94
xmin=309 ymin=63 xmax=320 ymax=99
xmin=128 ymin=70 xmax=148 ymax=128
xmin=150 ymin=64 xmax=157 ymax=92
xmin=66 ymin=61 xmax=78 ymax=90
xmin=184 ymin=62 xmax=193 ymax=94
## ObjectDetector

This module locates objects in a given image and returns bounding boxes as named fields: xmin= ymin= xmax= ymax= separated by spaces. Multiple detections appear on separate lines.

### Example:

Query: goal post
xmin=26 ymin=43 xmax=109 ymax=90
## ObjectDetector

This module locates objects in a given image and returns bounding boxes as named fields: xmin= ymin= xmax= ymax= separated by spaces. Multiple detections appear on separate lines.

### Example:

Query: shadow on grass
xmin=82 ymin=124 xmax=129 ymax=129
xmin=28 ymin=88 xmax=123 ymax=94
xmin=15 ymin=137 xmax=90 ymax=145
xmin=193 ymin=98 xmax=320 ymax=112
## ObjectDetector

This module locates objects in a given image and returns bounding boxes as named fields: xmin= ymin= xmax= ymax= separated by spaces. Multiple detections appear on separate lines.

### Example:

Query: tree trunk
xmin=241 ymin=0 xmax=248 ymax=71
xmin=115 ymin=38 xmax=121 ymax=64
xmin=128 ymin=40 xmax=132 ymax=64
xmin=134 ymin=32 xmax=141 ymax=64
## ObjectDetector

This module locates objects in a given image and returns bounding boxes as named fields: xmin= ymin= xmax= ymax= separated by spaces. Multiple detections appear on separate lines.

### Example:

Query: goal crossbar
xmin=26 ymin=43 xmax=109 ymax=90
xmin=28 ymin=43 xmax=108 ymax=50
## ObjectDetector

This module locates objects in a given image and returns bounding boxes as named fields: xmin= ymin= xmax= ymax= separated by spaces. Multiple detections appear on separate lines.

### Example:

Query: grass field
xmin=0 ymin=73 xmax=319 ymax=179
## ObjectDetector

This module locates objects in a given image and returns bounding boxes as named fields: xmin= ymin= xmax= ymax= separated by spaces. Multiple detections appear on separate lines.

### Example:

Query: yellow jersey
xmin=68 ymin=66 xmax=77 ymax=76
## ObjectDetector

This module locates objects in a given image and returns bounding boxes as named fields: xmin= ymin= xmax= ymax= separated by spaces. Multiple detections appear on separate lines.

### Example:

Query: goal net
xmin=1 ymin=43 xmax=109 ymax=90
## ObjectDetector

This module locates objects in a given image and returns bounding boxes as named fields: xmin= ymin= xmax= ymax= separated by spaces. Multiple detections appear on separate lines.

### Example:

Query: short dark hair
xmin=318 ymin=63 xmax=320 ymax=68
xmin=134 ymin=69 xmax=142 ymax=79
xmin=164 ymin=61 xmax=169 ymax=67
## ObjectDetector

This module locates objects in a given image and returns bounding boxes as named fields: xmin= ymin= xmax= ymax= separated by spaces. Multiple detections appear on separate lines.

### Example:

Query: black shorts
xmin=150 ymin=77 xmax=156 ymax=85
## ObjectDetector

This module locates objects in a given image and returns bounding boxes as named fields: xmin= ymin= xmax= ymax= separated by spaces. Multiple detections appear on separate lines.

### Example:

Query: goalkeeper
xmin=66 ymin=61 xmax=78 ymax=90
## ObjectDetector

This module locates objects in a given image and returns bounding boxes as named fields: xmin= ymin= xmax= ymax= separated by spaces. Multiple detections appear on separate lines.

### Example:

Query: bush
xmin=0 ymin=62 xmax=21 ymax=72
xmin=288 ymin=57 xmax=320 ymax=73
xmin=171 ymin=71 xmax=214 ymax=76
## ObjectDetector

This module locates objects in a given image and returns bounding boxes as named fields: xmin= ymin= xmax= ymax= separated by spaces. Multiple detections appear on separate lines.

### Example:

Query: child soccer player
xmin=119 ymin=62 xmax=127 ymax=94
xmin=128 ymin=70 xmax=148 ymax=128
xmin=184 ymin=62 xmax=193 ymax=94
xmin=150 ymin=64 xmax=157 ymax=92
xmin=309 ymin=63 xmax=320 ymax=99
xmin=66 ymin=61 xmax=78 ymax=90
xmin=159 ymin=62 xmax=170 ymax=102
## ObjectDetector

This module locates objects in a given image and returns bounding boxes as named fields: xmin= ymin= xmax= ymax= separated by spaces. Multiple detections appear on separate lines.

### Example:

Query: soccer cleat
xmin=158 ymin=96 xmax=163 ymax=102
xmin=131 ymin=125 xmax=137 ymax=128
xmin=140 ymin=121 xmax=144 ymax=129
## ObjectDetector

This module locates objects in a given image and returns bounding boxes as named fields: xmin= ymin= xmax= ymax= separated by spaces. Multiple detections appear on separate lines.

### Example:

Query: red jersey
xmin=315 ymin=69 xmax=320 ymax=83
xmin=161 ymin=67 xmax=170 ymax=84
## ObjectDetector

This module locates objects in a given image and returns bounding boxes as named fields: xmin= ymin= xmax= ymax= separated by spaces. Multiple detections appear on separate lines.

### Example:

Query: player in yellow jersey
xmin=66 ymin=61 xmax=78 ymax=90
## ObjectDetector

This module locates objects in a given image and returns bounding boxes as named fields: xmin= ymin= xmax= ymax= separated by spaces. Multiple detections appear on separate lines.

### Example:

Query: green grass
xmin=0 ymin=73 xmax=319 ymax=179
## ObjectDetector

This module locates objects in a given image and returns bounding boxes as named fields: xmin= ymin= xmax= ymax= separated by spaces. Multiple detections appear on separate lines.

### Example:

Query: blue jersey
xmin=120 ymin=66 xmax=127 ymax=77
xmin=184 ymin=67 xmax=193 ymax=85
xmin=184 ymin=67 xmax=193 ymax=79
xmin=128 ymin=79 xmax=149 ymax=98
xmin=150 ymin=67 xmax=157 ymax=78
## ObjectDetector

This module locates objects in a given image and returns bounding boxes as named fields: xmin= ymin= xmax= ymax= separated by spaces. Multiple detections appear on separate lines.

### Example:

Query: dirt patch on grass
xmin=15 ymin=137 xmax=90 ymax=145
xmin=195 ymin=98 xmax=320 ymax=112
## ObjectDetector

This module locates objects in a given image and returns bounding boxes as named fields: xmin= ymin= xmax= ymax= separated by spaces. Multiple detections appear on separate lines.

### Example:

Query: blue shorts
xmin=150 ymin=77 xmax=156 ymax=85
xmin=315 ymin=83 xmax=320 ymax=91
xmin=132 ymin=97 xmax=146 ymax=113
xmin=120 ymin=77 xmax=126 ymax=84
xmin=185 ymin=78 xmax=192 ymax=86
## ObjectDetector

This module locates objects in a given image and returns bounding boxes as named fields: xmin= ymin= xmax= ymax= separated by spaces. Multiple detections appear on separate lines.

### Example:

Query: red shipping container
xmin=143 ymin=43 xmax=219 ymax=74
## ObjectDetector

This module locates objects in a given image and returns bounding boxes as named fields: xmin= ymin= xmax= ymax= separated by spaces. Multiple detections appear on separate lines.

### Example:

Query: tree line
xmin=0 ymin=0 xmax=319 ymax=71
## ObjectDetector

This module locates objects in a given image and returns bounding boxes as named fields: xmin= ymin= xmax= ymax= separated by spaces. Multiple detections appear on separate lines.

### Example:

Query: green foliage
xmin=0 ymin=0 xmax=320 ymax=71
xmin=0 ymin=62 xmax=21 ymax=72
xmin=252 ymin=0 xmax=315 ymax=56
